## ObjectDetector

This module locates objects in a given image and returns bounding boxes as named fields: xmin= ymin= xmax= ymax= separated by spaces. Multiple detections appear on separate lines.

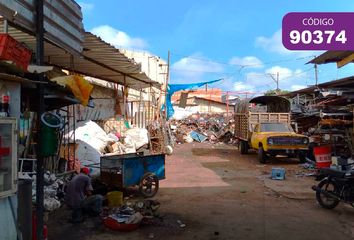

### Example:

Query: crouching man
xmin=65 ymin=167 xmax=103 ymax=223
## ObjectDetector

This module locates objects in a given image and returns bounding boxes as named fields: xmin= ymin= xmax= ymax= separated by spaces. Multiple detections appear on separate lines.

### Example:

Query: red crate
xmin=0 ymin=33 xmax=32 ymax=71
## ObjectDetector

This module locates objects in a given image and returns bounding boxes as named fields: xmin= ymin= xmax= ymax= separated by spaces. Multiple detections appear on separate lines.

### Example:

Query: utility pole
xmin=315 ymin=64 xmax=318 ymax=86
xmin=268 ymin=72 xmax=280 ymax=94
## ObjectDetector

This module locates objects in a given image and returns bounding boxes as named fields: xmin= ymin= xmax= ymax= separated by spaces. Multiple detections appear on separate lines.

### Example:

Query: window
xmin=260 ymin=123 xmax=293 ymax=132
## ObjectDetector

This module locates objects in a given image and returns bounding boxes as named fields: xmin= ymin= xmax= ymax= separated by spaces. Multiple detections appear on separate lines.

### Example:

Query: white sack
xmin=124 ymin=128 xmax=149 ymax=150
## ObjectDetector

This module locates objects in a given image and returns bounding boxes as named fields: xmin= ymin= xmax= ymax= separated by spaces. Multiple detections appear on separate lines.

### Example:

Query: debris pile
xmin=29 ymin=171 xmax=67 ymax=212
xmin=66 ymin=120 xmax=150 ymax=176
xmin=103 ymin=200 xmax=161 ymax=231
xmin=170 ymin=113 xmax=235 ymax=144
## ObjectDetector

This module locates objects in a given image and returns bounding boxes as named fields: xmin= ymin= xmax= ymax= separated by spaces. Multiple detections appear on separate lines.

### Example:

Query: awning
xmin=284 ymin=75 xmax=354 ymax=97
xmin=308 ymin=51 xmax=354 ymax=68
xmin=1 ymin=20 xmax=160 ymax=89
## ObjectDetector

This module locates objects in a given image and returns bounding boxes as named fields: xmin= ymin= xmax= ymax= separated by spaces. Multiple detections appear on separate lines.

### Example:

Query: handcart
xmin=99 ymin=153 xmax=165 ymax=197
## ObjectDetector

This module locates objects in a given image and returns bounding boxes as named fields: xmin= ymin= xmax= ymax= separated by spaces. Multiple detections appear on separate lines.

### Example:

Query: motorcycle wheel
xmin=316 ymin=179 xmax=340 ymax=209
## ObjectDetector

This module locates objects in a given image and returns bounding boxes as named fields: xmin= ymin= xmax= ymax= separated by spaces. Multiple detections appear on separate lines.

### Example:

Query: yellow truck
xmin=234 ymin=96 xmax=308 ymax=163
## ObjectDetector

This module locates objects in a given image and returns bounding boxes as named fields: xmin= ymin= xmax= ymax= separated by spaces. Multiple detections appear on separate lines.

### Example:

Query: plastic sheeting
xmin=165 ymin=79 xmax=222 ymax=119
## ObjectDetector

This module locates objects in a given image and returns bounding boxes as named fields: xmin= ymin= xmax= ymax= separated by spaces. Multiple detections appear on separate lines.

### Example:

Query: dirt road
xmin=49 ymin=142 xmax=354 ymax=240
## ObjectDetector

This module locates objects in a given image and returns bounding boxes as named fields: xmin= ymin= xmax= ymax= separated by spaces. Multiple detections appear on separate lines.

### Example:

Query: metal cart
xmin=100 ymin=153 xmax=165 ymax=197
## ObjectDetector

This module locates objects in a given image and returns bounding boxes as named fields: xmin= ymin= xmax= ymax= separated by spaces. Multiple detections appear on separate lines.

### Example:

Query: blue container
xmin=271 ymin=167 xmax=286 ymax=180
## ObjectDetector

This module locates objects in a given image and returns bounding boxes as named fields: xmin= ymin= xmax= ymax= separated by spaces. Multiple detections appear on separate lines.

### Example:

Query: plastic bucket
xmin=40 ymin=124 xmax=58 ymax=156
xmin=313 ymin=145 xmax=332 ymax=168
xmin=40 ymin=113 xmax=62 ymax=156
xmin=107 ymin=191 xmax=123 ymax=208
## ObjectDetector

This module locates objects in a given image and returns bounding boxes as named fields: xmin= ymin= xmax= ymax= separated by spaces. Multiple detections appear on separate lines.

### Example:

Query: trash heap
xmin=67 ymin=120 xmax=150 ymax=176
xmin=103 ymin=200 xmax=161 ymax=231
xmin=28 ymin=171 xmax=68 ymax=212
xmin=170 ymin=113 xmax=235 ymax=144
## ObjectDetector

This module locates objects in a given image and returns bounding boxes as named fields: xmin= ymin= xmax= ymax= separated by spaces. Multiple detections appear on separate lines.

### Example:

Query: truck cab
xmin=234 ymin=96 xmax=309 ymax=163
xmin=251 ymin=122 xmax=308 ymax=163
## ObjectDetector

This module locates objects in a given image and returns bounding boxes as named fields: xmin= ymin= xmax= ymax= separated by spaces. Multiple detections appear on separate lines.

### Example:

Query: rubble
xmin=102 ymin=199 xmax=162 ymax=231
xmin=170 ymin=113 xmax=235 ymax=144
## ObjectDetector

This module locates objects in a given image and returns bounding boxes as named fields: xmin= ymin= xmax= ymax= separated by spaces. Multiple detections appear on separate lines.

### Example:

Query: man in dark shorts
xmin=65 ymin=167 xmax=103 ymax=223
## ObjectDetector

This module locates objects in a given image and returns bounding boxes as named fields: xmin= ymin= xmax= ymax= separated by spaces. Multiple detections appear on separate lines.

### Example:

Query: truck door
xmin=251 ymin=124 xmax=260 ymax=149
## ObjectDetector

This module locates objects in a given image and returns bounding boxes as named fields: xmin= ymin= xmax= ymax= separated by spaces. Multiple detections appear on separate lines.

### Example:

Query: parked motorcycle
xmin=312 ymin=164 xmax=354 ymax=209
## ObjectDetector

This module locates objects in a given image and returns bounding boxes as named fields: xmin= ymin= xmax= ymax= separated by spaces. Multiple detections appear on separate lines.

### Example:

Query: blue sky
xmin=79 ymin=0 xmax=354 ymax=94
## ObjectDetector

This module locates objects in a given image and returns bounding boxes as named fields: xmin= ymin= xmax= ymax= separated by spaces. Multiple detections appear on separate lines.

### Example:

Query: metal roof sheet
xmin=2 ymin=21 xmax=160 ymax=89
xmin=285 ymin=75 xmax=354 ymax=97
xmin=308 ymin=51 xmax=354 ymax=65
xmin=0 ymin=0 xmax=84 ymax=54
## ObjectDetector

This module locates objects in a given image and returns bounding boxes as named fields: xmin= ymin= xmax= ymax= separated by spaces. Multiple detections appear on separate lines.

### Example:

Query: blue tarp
xmin=164 ymin=79 xmax=222 ymax=119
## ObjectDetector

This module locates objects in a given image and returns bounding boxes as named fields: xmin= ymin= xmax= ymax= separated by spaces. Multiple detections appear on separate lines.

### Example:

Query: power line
xmin=170 ymin=51 xmax=316 ymax=69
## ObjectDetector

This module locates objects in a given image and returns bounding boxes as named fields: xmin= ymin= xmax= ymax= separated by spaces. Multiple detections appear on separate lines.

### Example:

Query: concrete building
xmin=175 ymin=96 xmax=228 ymax=113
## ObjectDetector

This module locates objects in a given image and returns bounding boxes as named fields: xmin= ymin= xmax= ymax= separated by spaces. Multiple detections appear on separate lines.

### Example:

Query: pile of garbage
xmin=67 ymin=120 xmax=150 ymax=176
xmin=103 ymin=200 xmax=161 ymax=230
xmin=28 ymin=171 xmax=67 ymax=212
xmin=170 ymin=113 xmax=235 ymax=144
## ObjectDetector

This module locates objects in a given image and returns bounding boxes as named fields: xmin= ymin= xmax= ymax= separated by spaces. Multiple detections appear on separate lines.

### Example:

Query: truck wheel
xmin=258 ymin=147 xmax=267 ymax=164
xmin=240 ymin=141 xmax=248 ymax=154
xmin=298 ymin=151 xmax=307 ymax=163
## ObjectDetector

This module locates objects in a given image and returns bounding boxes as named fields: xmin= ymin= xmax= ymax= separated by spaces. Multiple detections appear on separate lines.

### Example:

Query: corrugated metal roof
xmin=2 ymin=21 xmax=160 ymax=89
xmin=308 ymin=51 xmax=354 ymax=65
xmin=0 ymin=0 xmax=84 ymax=54
xmin=285 ymin=75 xmax=354 ymax=97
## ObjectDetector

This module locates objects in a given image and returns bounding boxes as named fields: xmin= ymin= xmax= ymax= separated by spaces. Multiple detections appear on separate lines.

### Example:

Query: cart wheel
xmin=139 ymin=173 xmax=159 ymax=198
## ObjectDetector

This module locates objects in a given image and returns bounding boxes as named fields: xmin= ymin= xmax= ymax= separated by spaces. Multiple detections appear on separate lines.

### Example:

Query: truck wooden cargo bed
xmin=234 ymin=112 xmax=290 ymax=141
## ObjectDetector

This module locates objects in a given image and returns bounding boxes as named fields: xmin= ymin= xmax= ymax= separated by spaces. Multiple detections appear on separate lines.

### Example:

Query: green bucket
xmin=40 ymin=113 xmax=61 ymax=156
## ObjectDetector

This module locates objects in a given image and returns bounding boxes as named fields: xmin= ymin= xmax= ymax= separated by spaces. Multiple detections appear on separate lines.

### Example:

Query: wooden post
xmin=148 ymin=85 xmax=151 ymax=124
xmin=164 ymin=50 xmax=170 ymax=120
xmin=226 ymin=91 xmax=229 ymax=116
xmin=123 ymin=75 xmax=126 ymax=120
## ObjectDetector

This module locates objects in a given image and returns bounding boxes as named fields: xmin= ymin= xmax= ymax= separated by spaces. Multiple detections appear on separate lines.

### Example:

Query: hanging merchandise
xmin=0 ymin=83 xmax=10 ymax=117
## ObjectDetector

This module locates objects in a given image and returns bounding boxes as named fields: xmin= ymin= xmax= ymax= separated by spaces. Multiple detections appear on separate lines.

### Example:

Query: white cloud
xmin=265 ymin=66 xmax=293 ymax=80
xmin=79 ymin=2 xmax=94 ymax=13
xmin=255 ymin=29 xmax=317 ymax=58
xmin=255 ymin=30 xmax=289 ymax=55
xmin=91 ymin=25 xmax=148 ymax=50
xmin=229 ymin=56 xmax=263 ymax=68
xmin=237 ymin=65 xmax=309 ymax=92
xmin=291 ymin=85 xmax=307 ymax=91
xmin=233 ymin=81 xmax=254 ymax=91
xmin=171 ymin=53 xmax=224 ymax=83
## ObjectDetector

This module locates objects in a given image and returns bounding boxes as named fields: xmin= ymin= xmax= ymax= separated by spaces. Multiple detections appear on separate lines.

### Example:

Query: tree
xmin=264 ymin=89 xmax=290 ymax=96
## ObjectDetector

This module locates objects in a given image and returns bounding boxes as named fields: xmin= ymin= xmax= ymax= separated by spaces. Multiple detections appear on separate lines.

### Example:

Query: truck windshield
xmin=260 ymin=123 xmax=293 ymax=132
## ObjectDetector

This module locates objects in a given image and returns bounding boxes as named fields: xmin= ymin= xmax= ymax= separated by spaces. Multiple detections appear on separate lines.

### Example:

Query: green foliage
xmin=264 ymin=89 xmax=290 ymax=96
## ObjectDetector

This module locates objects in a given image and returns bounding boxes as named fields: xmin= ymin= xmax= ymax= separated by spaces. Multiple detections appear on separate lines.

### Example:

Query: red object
xmin=313 ymin=145 xmax=332 ymax=168
xmin=0 ymin=136 xmax=10 ymax=157
xmin=67 ymin=156 xmax=81 ymax=173
xmin=0 ymin=34 xmax=32 ymax=71
xmin=81 ymin=167 xmax=90 ymax=175
xmin=2 ymin=95 xmax=9 ymax=103
xmin=32 ymin=214 xmax=48 ymax=240
xmin=103 ymin=217 xmax=140 ymax=231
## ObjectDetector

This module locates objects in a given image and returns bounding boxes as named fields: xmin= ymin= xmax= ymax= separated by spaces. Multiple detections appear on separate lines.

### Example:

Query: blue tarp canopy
xmin=164 ymin=79 xmax=222 ymax=119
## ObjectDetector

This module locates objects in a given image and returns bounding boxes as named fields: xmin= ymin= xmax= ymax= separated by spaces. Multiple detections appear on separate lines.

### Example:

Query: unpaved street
xmin=50 ymin=142 xmax=354 ymax=240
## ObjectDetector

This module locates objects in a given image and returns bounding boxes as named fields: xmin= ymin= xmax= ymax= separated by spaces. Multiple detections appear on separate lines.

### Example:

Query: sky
xmin=79 ymin=0 xmax=354 ymax=94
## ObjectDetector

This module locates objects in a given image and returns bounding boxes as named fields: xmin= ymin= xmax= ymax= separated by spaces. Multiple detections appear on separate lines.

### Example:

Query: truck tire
xmin=298 ymin=151 xmax=307 ymax=163
xmin=240 ymin=141 xmax=248 ymax=154
xmin=258 ymin=147 xmax=267 ymax=164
